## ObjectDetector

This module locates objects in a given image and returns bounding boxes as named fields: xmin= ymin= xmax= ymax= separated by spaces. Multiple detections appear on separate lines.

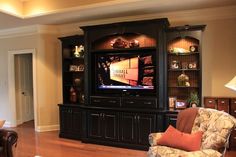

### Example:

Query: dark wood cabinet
xmin=204 ymin=97 xmax=236 ymax=149
xmin=87 ymin=110 xmax=119 ymax=141
xmin=166 ymin=26 xmax=205 ymax=109
xmin=58 ymin=19 xmax=208 ymax=150
xmin=59 ymin=105 xmax=82 ymax=139
xmin=120 ymin=113 xmax=156 ymax=146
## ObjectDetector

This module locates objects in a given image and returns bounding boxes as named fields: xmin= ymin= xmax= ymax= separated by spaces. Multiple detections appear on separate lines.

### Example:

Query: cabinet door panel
xmin=72 ymin=109 xmax=82 ymax=136
xmin=103 ymin=112 xmax=119 ymax=141
xmin=120 ymin=113 xmax=136 ymax=143
xmin=137 ymin=114 xmax=156 ymax=145
xmin=61 ymin=108 xmax=73 ymax=134
xmin=88 ymin=112 xmax=102 ymax=138
xmin=165 ymin=114 xmax=178 ymax=129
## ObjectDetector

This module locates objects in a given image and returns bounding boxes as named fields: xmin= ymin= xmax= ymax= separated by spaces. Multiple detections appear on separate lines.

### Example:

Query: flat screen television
xmin=92 ymin=51 xmax=156 ymax=96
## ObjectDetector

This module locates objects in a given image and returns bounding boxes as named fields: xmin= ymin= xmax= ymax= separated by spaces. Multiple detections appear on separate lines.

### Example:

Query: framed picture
xmin=169 ymin=97 xmax=176 ymax=109
xmin=170 ymin=60 xmax=180 ymax=69
xmin=188 ymin=62 xmax=197 ymax=69
xmin=175 ymin=99 xmax=187 ymax=109
xmin=181 ymin=62 xmax=188 ymax=69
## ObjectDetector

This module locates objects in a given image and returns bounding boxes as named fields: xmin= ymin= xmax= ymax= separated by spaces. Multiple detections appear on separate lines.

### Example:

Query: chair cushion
xmin=157 ymin=125 xmax=203 ymax=151
xmin=148 ymin=145 xmax=222 ymax=157
xmin=191 ymin=108 xmax=236 ymax=151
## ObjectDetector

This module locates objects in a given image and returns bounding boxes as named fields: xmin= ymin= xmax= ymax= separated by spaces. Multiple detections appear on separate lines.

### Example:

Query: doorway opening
xmin=15 ymin=54 xmax=34 ymax=126
xmin=8 ymin=49 xmax=37 ymax=130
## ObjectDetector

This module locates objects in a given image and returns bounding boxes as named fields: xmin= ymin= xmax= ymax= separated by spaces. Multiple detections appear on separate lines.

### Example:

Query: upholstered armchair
xmin=0 ymin=129 xmax=18 ymax=157
xmin=148 ymin=108 xmax=236 ymax=157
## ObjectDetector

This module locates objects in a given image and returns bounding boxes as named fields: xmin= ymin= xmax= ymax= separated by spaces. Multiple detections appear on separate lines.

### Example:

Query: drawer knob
xmin=128 ymin=101 xmax=134 ymax=104
xmin=221 ymin=101 xmax=225 ymax=104
xmin=234 ymin=101 xmax=236 ymax=103
xmin=234 ymin=110 xmax=236 ymax=113
xmin=208 ymin=100 xmax=212 ymax=103
xmin=144 ymin=102 xmax=152 ymax=105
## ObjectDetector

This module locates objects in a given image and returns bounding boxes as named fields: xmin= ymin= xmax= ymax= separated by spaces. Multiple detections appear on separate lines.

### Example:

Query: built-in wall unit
xmin=58 ymin=18 xmax=206 ymax=150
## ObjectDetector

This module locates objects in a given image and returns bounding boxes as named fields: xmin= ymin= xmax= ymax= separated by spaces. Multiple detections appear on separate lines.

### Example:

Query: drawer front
xmin=230 ymin=99 xmax=236 ymax=117
xmin=204 ymin=98 xmax=217 ymax=109
xmin=122 ymin=98 xmax=157 ymax=108
xmin=230 ymin=129 xmax=236 ymax=149
xmin=90 ymin=97 xmax=121 ymax=107
xmin=217 ymin=98 xmax=229 ymax=113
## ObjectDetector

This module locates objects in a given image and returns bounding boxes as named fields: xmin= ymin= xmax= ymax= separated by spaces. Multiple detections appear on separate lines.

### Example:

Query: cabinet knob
xmin=208 ymin=100 xmax=212 ymax=103
xmin=221 ymin=101 xmax=225 ymax=104
xmin=94 ymin=100 xmax=101 ymax=103
xmin=234 ymin=101 xmax=236 ymax=104
xmin=144 ymin=102 xmax=152 ymax=105
xmin=128 ymin=101 xmax=134 ymax=104
xmin=234 ymin=110 xmax=236 ymax=113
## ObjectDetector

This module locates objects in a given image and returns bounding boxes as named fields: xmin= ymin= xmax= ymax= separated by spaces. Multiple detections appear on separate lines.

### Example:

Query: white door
xmin=15 ymin=54 xmax=34 ymax=124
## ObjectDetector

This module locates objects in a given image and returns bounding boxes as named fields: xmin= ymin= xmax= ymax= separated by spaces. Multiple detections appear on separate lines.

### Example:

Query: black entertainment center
xmin=58 ymin=18 xmax=205 ymax=150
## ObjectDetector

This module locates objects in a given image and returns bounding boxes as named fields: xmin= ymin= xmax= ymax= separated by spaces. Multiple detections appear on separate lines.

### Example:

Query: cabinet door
xmin=71 ymin=108 xmax=83 ymax=137
xmin=165 ymin=113 xmax=178 ymax=129
xmin=120 ymin=113 xmax=136 ymax=144
xmin=137 ymin=114 xmax=156 ymax=145
xmin=103 ymin=112 xmax=119 ymax=141
xmin=60 ymin=107 xmax=72 ymax=134
xmin=87 ymin=111 xmax=103 ymax=138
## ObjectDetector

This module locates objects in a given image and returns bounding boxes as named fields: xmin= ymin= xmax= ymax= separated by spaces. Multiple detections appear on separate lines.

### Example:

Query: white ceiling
xmin=0 ymin=0 xmax=236 ymax=30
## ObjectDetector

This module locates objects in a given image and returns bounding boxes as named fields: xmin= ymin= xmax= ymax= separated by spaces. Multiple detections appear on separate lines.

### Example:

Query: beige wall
xmin=0 ymin=30 xmax=61 ymax=130
xmin=0 ymin=35 xmax=37 ymax=123
xmin=0 ymin=6 xmax=235 ymax=130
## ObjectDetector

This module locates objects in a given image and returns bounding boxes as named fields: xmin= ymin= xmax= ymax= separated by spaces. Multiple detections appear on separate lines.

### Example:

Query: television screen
xmin=94 ymin=52 xmax=156 ymax=94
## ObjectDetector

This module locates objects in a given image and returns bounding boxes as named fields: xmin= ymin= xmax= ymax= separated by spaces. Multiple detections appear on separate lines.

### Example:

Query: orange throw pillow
xmin=157 ymin=125 xmax=203 ymax=151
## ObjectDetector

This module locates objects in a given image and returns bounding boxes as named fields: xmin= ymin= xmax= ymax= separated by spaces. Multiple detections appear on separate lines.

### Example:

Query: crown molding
xmin=0 ymin=25 xmax=59 ymax=39
xmin=0 ymin=5 xmax=235 ymax=38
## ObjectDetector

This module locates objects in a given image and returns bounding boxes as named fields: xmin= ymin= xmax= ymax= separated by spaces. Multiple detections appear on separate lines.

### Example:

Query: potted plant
xmin=187 ymin=92 xmax=200 ymax=107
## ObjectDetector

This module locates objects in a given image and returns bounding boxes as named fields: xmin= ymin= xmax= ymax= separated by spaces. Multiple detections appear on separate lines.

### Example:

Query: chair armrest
xmin=149 ymin=132 xmax=163 ymax=146
xmin=0 ymin=129 xmax=18 ymax=157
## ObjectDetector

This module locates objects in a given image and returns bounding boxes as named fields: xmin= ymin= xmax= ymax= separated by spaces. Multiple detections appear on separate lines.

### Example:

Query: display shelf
xmin=168 ymin=69 xmax=200 ymax=71
xmin=166 ymin=25 xmax=205 ymax=109
xmin=167 ymin=52 xmax=199 ymax=55
xmin=59 ymin=35 xmax=85 ymax=104
xmin=90 ymin=46 xmax=156 ymax=53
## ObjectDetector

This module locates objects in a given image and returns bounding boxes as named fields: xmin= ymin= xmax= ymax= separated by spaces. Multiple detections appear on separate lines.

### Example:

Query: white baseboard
xmin=36 ymin=124 xmax=59 ymax=132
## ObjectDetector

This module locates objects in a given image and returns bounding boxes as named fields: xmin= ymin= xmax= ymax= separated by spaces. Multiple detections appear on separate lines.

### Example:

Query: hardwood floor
xmin=10 ymin=121 xmax=236 ymax=157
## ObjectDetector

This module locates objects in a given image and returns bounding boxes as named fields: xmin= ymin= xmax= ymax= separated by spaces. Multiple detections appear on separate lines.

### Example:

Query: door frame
xmin=8 ymin=49 xmax=38 ymax=130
